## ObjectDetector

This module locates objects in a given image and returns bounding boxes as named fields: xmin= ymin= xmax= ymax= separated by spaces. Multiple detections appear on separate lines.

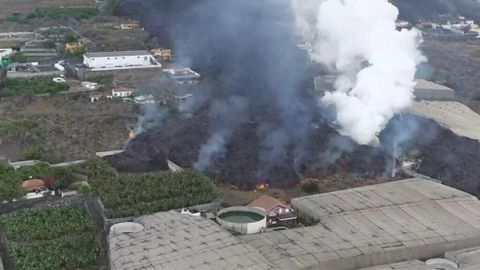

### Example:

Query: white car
xmin=180 ymin=208 xmax=201 ymax=217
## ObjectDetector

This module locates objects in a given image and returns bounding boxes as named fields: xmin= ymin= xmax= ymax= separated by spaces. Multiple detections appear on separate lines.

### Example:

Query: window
xmin=144 ymin=56 xmax=148 ymax=60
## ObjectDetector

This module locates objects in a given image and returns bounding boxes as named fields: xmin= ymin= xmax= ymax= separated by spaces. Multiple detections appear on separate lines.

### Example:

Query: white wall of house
xmin=83 ymin=54 xmax=155 ymax=69
xmin=112 ymin=91 xmax=133 ymax=97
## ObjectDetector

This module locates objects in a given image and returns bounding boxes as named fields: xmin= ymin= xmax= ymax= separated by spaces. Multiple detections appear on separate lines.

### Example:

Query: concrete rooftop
xmin=108 ymin=179 xmax=480 ymax=270
xmin=409 ymin=101 xmax=480 ymax=142
xmin=240 ymin=179 xmax=480 ymax=269
xmin=109 ymin=211 xmax=274 ymax=270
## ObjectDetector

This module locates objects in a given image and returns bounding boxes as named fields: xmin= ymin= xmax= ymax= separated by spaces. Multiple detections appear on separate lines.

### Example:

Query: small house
xmin=120 ymin=22 xmax=141 ymax=30
xmin=89 ymin=92 xmax=102 ymax=103
xmin=22 ymin=179 xmax=45 ymax=192
xmin=248 ymin=194 xmax=297 ymax=227
xmin=112 ymin=87 xmax=133 ymax=98
xmin=150 ymin=48 xmax=172 ymax=61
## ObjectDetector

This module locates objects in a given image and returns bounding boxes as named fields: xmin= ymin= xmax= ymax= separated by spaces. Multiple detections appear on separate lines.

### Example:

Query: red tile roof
xmin=248 ymin=194 xmax=289 ymax=213
xmin=22 ymin=179 xmax=45 ymax=191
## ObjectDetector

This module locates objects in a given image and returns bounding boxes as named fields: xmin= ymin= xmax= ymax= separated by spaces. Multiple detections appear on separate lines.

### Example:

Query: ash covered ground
xmin=109 ymin=0 xmax=480 ymax=194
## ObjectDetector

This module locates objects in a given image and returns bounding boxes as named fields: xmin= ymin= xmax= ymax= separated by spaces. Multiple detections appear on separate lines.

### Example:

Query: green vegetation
xmin=0 ymin=205 xmax=93 ymax=241
xmin=5 ymin=13 xmax=35 ymax=23
xmin=0 ymin=165 xmax=25 ymax=201
xmin=84 ymin=157 xmax=218 ymax=218
xmin=36 ymin=7 xmax=99 ymax=20
xmin=87 ymin=74 xmax=114 ymax=85
xmin=0 ymin=205 xmax=99 ymax=270
xmin=22 ymin=146 xmax=43 ymax=160
xmin=9 ymin=235 xmax=99 ymax=270
xmin=0 ymin=162 xmax=76 ymax=199
xmin=2 ymin=76 xmax=69 ymax=96
xmin=9 ymin=52 xmax=27 ymax=63
xmin=64 ymin=32 xmax=78 ymax=43
xmin=0 ymin=120 xmax=37 ymax=138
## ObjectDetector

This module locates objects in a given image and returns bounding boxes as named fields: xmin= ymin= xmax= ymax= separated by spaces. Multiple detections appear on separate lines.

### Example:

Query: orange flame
xmin=254 ymin=183 xmax=269 ymax=192
xmin=129 ymin=130 xmax=136 ymax=139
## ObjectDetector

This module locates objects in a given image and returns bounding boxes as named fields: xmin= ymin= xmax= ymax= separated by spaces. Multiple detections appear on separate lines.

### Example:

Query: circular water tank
xmin=110 ymin=222 xmax=144 ymax=235
xmin=426 ymin=258 xmax=458 ymax=269
xmin=217 ymin=206 xmax=266 ymax=234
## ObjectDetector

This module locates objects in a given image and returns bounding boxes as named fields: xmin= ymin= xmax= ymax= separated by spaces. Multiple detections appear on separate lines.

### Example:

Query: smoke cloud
xmin=294 ymin=0 xmax=425 ymax=145
xmin=194 ymin=96 xmax=247 ymax=171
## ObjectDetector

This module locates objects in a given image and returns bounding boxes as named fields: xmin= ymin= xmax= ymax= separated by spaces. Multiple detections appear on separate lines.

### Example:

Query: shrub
xmin=0 ymin=165 xmax=24 ymax=201
xmin=23 ymin=146 xmax=43 ymax=160
xmin=78 ymin=182 xmax=92 ymax=195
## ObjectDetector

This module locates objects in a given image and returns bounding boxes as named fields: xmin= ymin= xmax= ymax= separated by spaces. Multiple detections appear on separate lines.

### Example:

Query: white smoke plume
xmin=294 ymin=0 xmax=425 ymax=145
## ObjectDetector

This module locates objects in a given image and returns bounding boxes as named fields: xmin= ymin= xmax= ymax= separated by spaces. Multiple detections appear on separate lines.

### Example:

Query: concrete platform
xmin=408 ymin=101 xmax=480 ymax=142
xmin=240 ymin=179 xmax=480 ymax=270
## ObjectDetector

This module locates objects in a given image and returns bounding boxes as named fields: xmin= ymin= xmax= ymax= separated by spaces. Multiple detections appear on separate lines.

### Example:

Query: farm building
xmin=414 ymin=79 xmax=455 ymax=101
xmin=83 ymin=50 xmax=160 ymax=70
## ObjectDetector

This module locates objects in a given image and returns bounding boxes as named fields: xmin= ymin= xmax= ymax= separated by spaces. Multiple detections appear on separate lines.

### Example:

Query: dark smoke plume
xmin=120 ymin=0 xmax=316 ymax=174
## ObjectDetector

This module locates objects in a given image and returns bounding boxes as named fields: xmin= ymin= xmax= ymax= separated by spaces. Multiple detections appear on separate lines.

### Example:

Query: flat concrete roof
xmin=109 ymin=211 xmax=274 ymax=270
xmin=109 ymin=179 xmax=480 ymax=270
xmin=84 ymin=50 xmax=151 ymax=58
xmin=358 ymin=260 xmax=437 ymax=270
xmin=408 ymin=101 xmax=480 ymax=142
xmin=240 ymin=179 xmax=480 ymax=270
xmin=414 ymin=79 xmax=454 ymax=92
xmin=359 ymin=259 xmax=480 ymax=269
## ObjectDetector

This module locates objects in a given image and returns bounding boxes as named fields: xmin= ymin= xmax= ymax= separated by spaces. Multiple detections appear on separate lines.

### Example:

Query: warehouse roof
xmin=84 ymin=50 xmax=151 ymax=58
xmin=409 ymin=101 xmax=480 ymax=142
xmin=240 ymin=178 xmax=480 ymax=270
xmin=414 ymin=79 xmax=454 ymax=92
xmin=109 ymin=211 xmax=274 ymax=270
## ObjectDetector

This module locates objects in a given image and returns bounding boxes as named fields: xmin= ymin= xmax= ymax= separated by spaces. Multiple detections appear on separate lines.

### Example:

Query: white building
xmin=0 ymin=48 xmax=13 ymax=59
xmin=112 ymin=88 xmax=133 ymax=98
xmin=83 ymin=50 xmax=160 ymax=70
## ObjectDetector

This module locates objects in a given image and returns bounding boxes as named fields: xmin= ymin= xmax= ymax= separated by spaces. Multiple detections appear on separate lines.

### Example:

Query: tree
xmin=63 ymin=32 xmax=77 ymax=43
xmin=0 ymin=164 xmax=24 ymax=201
xmin=50 ymin=167 xmax=75 ymax=189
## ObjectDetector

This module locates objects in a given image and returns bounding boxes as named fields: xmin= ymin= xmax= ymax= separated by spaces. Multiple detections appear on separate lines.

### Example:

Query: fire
xmin=129 ymin=130 xmax=136 ymax=139
xmin=255 ymin=182 xmax=269 ymax=192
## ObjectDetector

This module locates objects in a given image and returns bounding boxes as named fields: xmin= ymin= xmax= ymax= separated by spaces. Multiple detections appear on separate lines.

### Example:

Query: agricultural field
xmin=2 ymin=76 xmax=69 ymax=97
xmin=0 ymin=0 xmax=96 ymax=19
xmin=0 ymin=205 xmax=100 ymax=270
xmin=84 ymin=157 xmax=219 ymax=218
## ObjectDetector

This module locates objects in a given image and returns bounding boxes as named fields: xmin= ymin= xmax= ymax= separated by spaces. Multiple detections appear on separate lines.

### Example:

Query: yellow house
xmin=65 ymin=40 xmax=85 ymax=55
xmin=150 ymin=48 xmax=172 ymax=60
